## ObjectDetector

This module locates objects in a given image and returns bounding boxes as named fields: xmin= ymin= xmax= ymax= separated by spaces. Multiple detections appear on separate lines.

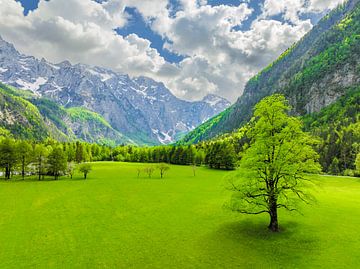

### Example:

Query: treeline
xmin=0 ymin=128 xmax=239 ymax=180
xmin=111 ymin=141 xmax=237 ymax=170
xmin=1 ymin=89 xmax=359 ymax=178
xmin=0 ymin=134 xmax=94 ymax=180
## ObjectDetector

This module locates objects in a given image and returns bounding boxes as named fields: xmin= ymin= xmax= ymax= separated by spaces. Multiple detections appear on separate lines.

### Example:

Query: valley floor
xmin=0 ymin=162 xmax=359 ymax=268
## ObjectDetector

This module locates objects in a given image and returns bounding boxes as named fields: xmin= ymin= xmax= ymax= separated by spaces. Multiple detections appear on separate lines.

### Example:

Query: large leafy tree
xmin=227 ymin=94 xmax=321 ymax=232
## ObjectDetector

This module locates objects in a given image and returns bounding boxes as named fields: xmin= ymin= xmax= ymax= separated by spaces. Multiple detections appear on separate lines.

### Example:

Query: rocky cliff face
xmin=0 ymin=37 xmax=230 ymax=145
xmin=180 ymin=0 xmax=360 ymax=144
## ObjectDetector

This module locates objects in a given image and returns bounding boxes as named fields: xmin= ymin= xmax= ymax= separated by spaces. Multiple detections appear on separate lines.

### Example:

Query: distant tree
xmin=17 ymin=140 xmax=33 ymax=180
xmin=136 ymin=167 xmax=142 ymax=178
xmin=66 ymin=144 xmax=76 ymax=162
xmin=0 ymin=138 xmax=17 ymax=179
xmin=143 ymin=166 xmax=155 ymax=178
xmin=75 ymin=142 xmax=87 ymax=163
xmin=221 ymin=142 xmax=237 ymax=170
xmin=67 ymin=162 xmax=75 ymax=179
xmin=48 ymin=147 xmax=67 ymax=180
xmin=34 ymin=144 xmax=49 ymax=180
xmin=206 ymin=141 xmax=237 ymax=170
xmin=194 ymin=150 xmax=205 ymax=166
xmin=356 ymin=153 xmax=360 ymax=176
xmin=226 ymin=94 xmax=321 ymax=232
xmin=78 ymin=163 xmax=92 ymax=179
xmin=191 ymin=164 xmax=196 ymax=176
xmin=329 ymin=157 xmax=340 ymax=175
xmin=157 ymin=163 xmax=170 ymax=179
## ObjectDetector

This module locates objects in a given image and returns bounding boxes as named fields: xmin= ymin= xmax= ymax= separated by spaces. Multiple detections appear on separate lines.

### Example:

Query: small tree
xmin=78 ymin=163 xmax=92 ymax=179
xmin=143 ymin=166 xmax=155 ymax=178
xmin=226 ymin=95 xmax=321 ymax=232
xmin=136 ymin=167 xmax=142 ymax=178
xmin=47 ymin=147 xmax=67 ymax=180
xmin=157 ymin=163 xmax=170 ymax=179
xmin=67 ymin=162 xmax=75 ymax=179
xmin=191 ymin=164 xmax=196 ymax=176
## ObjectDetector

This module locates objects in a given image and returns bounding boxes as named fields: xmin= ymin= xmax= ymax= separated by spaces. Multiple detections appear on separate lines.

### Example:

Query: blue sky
xmin=7 ymin=0 xmax=344 ymax=101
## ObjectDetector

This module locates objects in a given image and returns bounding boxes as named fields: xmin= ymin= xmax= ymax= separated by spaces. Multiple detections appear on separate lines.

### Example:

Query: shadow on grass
xmin=200 ymin=218 xmax=320 ymax=267
xmin=216 ymin=219 xmax=303 ymax=240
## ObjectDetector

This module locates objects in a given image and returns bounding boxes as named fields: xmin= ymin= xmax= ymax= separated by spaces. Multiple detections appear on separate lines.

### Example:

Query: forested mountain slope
xmin=303 ymin=87 xmax=360 ymax=174
xmin=180 ymin=0 xmax=360 ymax=144
xmin=0 ymin=83 xmax=132 ymax=145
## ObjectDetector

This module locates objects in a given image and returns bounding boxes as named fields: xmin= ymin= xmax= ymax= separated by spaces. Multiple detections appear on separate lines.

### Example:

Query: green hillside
xmin=0 ymin=83 xmax=67 ymax=141
xmin=0 ymin=83 xmax=133 ymax=145
xmin=180 ymin=0 xmax=360 ymax=144
xmin=303 ymin=87 xmax=360 ymax=173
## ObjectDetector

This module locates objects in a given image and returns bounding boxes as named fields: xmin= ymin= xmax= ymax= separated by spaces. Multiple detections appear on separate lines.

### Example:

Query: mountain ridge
xmin=0 ymin=36 xmax=230 ymax=145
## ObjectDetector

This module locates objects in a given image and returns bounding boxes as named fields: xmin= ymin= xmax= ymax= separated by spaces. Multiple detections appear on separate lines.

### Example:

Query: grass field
xmin=0 ymin=162 xmax=359 ymax=268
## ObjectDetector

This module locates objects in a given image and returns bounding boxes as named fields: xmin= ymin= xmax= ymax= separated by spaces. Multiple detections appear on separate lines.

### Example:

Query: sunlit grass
xmin=0 ymin=162 xmax=359 ymax=268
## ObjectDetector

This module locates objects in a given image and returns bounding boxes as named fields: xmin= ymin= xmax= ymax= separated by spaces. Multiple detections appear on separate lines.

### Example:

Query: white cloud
xmin=309 ymin=0 xmax=346 ymax=12
xmin=0 ymin=0 xmax=166 ymax=78
xmin=0 ymin=0 xmax=347 ymax=101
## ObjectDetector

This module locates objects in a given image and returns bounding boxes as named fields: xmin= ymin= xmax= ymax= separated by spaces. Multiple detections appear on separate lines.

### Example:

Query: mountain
xmin=0 ymin=37 xmax=230 ymax=145
xmin=0 ymin=83 xmax=133 ymax=145
xmin=180 ymin=0 xmax=360 ymax=144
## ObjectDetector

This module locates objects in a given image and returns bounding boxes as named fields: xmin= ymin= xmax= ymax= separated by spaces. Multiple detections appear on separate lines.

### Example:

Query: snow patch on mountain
xmin=0 ymin=36 xmax=231 ymax=145
xmin=15 ymin=77 xmax=47 ymax=94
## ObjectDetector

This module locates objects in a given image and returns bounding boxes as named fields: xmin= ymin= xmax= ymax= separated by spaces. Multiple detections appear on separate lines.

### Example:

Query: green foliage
xmin=0 ymin=138 xmax=17 ymax=179
xmin=47 ymin=146 xmax=68 ymax=180
xmin=78 ymin=163 xmax=92 ymax=179
xmin=226 ymin=95 xmax=320 ymax=231
xmin=67 ymin=107 xmax=112 ymax=129
xmin=157 ymin=163 xmax=170 ymax=179
xmin=355 ymin=153 xmax=360 ymax=175
xmin=303 ymin=87 xmax=360 ymax=174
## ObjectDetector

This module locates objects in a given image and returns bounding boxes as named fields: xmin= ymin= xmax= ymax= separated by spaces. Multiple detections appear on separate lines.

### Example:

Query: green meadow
xmin=0 ymin=162 xmax=359 ymax=268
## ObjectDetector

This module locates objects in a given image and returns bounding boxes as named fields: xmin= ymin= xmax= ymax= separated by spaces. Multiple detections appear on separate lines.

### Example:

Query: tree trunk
xmin=268 ymin=198 xmax=279 ymax=232
xmin=38 ymin=161 xmax=42 ymax=181
xmin=22 ymin=160 xmax=25 ymax=180
xmin=5 ymin=166 xmax=10 ymax=180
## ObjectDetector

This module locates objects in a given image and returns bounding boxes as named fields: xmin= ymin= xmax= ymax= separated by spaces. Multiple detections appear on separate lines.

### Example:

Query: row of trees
xmin=111 ymin=141 xmax=238 ymax=170
xmin=0 ymin=137 xmax=92 ymax=180
xmin=137 ymin=163 xmax=170 ymax=179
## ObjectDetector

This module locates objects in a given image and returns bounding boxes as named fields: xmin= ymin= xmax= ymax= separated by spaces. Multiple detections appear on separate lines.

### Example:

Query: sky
xmin=0 ymin=0 xmax=346 ymax=101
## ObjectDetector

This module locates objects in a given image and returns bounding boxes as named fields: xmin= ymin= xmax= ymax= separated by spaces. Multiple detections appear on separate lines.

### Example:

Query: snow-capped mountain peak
xmin=0 ymin=36 xmax=230 ymax=145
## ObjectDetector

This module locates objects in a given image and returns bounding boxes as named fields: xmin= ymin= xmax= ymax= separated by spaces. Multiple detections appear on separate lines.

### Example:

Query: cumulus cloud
xmin=0 ymin=0 xmax=347 ymax=101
